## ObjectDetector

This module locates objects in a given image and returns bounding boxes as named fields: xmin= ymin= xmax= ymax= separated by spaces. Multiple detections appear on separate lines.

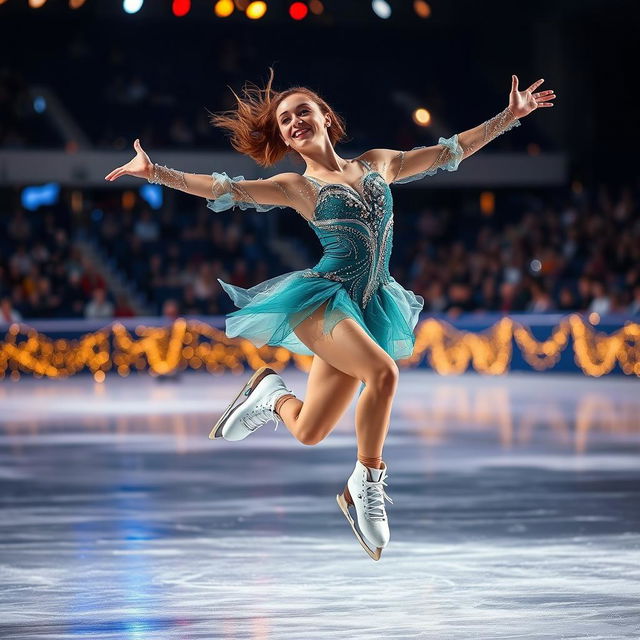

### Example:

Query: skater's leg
xmin=276 ymin=353 xmax=361 ymax=445
xmin=293 ymin=301 xmax=398 ymax=464
xmin=292 ymin=302 xmax=397 ymax=559
xmin=212 ymin=301 xmax=360 ymax=443
xmin=273 ymin=301 xmax=360 ymax=445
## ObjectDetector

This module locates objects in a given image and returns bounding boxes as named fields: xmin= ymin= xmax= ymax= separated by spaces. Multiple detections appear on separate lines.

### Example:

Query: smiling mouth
xmin=293 ymin=128 xmax=311 ymax=139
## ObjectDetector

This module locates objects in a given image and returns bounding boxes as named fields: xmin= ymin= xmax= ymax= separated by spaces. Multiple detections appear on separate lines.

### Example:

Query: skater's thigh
xmin=293 ymin=300 xmax=397 ymax=382
xmin=299 ymin=354 xmax=361 ymax=433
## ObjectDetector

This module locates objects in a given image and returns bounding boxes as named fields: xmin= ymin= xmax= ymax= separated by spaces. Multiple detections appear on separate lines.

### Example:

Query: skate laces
xmin=239 ymin=385 xmax=290 ymax=433
xmin=240 ymin=405 xmax=281 ymax=432
xmin=364 ymin=475 xmax=393 ymax=521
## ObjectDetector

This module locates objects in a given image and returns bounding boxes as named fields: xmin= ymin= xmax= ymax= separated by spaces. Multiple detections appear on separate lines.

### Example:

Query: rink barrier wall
xmin=1 ymin=313 xmax=638 ymax=380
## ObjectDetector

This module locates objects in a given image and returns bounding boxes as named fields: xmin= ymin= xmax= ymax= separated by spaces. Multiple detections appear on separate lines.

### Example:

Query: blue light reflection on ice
xmin=68 ymin=481 xmax=167 ymax=638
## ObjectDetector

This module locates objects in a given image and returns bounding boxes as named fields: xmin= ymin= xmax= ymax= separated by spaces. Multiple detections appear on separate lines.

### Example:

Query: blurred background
xmin=0 ymin=0 xmax=638 ymax=377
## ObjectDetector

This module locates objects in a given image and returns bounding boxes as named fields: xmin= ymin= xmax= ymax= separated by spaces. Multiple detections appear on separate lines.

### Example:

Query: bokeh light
xmin=289 ymin=2 xmax=307 ymax=20
xmin=214 ymin=0 xmax=234 ymax=17
xmin=309 ymin=0 xmax=323 ymax=15
xmin=246 ymin=1 xmax=267 ymax=19
xmin=172 ymin=0 xmax=191 ymax=17
xmin=123 ymin=0 xmax=143 ymax=14
xmin=412 ymin=108 xmax=431 ymax=126
xmin=480 ymin=191 xmax=495 ymax=216
xmin=413 ymin=0 xmax=431 ymax=18
xmin=372 ymin=0 xmax=391 ymax=19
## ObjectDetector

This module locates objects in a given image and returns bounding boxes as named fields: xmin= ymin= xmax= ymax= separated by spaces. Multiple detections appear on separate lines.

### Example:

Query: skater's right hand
xmin=104 ymin=139 xmax=153 ymax=181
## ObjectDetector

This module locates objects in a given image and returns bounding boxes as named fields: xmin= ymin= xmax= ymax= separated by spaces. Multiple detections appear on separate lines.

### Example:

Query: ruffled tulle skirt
xmin=217 ymin=269 xmax=424 ymax=361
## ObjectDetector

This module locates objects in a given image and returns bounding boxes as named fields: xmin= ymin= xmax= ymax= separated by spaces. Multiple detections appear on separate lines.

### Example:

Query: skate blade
xmin=336 ymin=492 xmax=382 ymax=561
xmin=208 ymin=365 xmax=272 ymax=440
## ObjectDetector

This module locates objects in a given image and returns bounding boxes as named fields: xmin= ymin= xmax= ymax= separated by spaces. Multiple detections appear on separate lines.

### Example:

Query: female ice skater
xmin=105 ymin=70 xmax=555 ymax=560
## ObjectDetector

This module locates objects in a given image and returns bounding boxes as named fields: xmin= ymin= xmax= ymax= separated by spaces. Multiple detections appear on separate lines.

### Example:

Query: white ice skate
xmin=336 ymin=460 xmax=393 ymax=561
xmin=208 ymin=366 xmax=294 ymax=441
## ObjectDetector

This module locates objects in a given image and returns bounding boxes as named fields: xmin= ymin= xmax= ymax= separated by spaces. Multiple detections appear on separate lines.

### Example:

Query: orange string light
xmin=0 ymin=315 xmax=638 ymax=380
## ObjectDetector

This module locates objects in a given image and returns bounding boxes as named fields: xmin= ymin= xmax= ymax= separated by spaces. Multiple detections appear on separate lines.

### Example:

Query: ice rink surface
xmin=0 ymin=369 xmax=639 ymax=640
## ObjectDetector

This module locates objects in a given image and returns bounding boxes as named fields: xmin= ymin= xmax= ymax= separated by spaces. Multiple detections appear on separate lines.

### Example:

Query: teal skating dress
xmin=206 ymin=135 xmax=464 ymax=361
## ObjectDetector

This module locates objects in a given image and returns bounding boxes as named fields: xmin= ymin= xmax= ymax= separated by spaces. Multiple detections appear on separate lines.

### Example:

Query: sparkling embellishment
xmin=389 ymin=107 xmax=519 ymax=182
xmin=461 ymin=106 xmax=520 ymax=155
xmin=205 ymin=156 xmax=410 ymax=311
xmin=301 ymin=160 xmax=396 ymax=308
xmin=148 ymin=163 xmax=188 ymax=191
xmin=301 ymin=270 xmax=346 ymax=283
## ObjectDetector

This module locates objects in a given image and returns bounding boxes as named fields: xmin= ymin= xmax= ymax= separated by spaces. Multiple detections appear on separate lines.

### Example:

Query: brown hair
xmin=208 ymin=67 xmax=347 ymax=167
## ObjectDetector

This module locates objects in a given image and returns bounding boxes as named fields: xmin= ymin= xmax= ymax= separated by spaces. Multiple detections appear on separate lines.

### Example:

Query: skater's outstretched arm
xmin=104 ymin=139 xmax=309 ymax=212
xmin=361 ymin=75 xmax=555 ymax=185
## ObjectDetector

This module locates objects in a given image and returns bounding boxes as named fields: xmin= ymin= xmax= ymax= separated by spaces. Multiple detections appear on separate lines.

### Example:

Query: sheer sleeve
xmin=391 ymin=134 xmax=464 ymax=184
xmin=206 ymin=171 xmax=285 ymax=213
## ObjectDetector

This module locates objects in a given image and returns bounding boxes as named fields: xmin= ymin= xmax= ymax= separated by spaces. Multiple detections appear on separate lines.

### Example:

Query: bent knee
xmin=297 ymin=429 xmax=326 ymax=446
xmin=364 ymin=360 xmax=399 ymax=393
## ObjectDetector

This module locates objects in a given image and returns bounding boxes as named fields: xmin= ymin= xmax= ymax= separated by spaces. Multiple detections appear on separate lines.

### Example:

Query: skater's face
xmin=276 ymin=93 xmax=330 ymax=149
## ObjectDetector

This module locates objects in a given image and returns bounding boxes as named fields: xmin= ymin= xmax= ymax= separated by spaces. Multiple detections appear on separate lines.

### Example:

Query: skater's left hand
xmin=508 ymin=76 xmax=556 ymax=118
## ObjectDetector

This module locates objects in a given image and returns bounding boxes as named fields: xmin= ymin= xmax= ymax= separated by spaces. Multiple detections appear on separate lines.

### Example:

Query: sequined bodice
xmin=302 ymin=166 xmax=394 ymax=309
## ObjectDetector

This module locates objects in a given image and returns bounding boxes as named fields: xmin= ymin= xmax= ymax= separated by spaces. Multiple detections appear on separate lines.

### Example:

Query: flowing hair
xmin=208 ymin=67 xmax=347 ymax=167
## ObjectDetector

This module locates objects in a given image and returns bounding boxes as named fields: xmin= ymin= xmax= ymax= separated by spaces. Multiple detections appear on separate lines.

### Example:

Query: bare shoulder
xmin=264 ymin=171 xmax=316 ymax=220
xmin=354 ymin=148 xmax=401 ymax=184
xmin=355 ymin=148 xmax=399 ymax=164
xmin=266 ymin=171 xmax=315 ymax=199
xmin=266 ymin=171 xmax=307 ymax=186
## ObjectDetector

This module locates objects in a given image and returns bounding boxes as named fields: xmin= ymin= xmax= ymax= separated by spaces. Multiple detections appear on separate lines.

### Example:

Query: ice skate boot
xmin=336 ymin=460 xmax=393 ymax=561
xmin=208 ymin=366 xmax=294 ymax=441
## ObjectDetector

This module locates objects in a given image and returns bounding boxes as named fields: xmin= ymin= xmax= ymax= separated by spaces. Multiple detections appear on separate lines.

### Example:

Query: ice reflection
xmin=0 ymin=371 xmax=638 ymax=454
xmin=396 ymin=375 xmax=640 ymax=451
xmin=1 ymin=370 xmax=639 ymax=639
xmin=67 ymin=479 xmax=163 ymax=638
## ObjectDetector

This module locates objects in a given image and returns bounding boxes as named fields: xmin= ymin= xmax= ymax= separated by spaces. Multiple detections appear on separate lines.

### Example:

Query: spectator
xmin=0 ymin=296 xmax=22 ymax=323
xmin=9 ymin=245 xmax=33 ymax=277
xmin=134 ymin=209 xmax=160 ymax=243
xmin=79 ymin=256 xmax=106 ymax=296
xmin=242 ymin=232 xmax=263 ymax=265
xmin=84 ymin=288 xmax=114 ymax=319
xmin=588 ymin=280 xmax=612 ymax=315
xmin=181 ymin=284 xmax=204 ymax=315
xmin=425 ymin=280 xmax=448 ymax=313
xmin=230 ymin=258 xmax=250 ymax=289
xmin=23 ymin=289 xmax=48 ymax=319
xmin=193 ymin=262 xmax=216 ymax=302
xmin=445 ymin=282 xmax=475 ymax=318
xmin=62 ymin=271 xmax=87 ymax=318
xmin=165 ymin=261 xmax=185 ymax=288
xmin=499 ymin=281 xmax=519 ymax=313
xmin=162 ymin=298 xmax=180 ymax=321
xmin=35 ymin=276 xmax=62 ymax=317
xmin=21 ymin=263 xmax=41 ymax=297
xmin=478 ymin=276 xmax=499 ymax=311
xmin=114 ymin=294 xmax=136 ymax=317
xmin=576 ymin=276 xmax=593 ymax=311
xmin=557 ymin=286 xmax=577 ymax=312
xmin=526 ymin=282 xmax=555 ymax=312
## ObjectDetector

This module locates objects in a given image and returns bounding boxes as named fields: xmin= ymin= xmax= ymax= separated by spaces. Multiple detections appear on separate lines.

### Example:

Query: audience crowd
xmin=391 ymin=185 xmax=640 ymax=317
xmin=0 ymin=207 xmax=111 ymax=321
xmin=92 ymin=202 xmax=282 ymax=316
xmin=1 ymin=183 xmax=638 ymax=324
